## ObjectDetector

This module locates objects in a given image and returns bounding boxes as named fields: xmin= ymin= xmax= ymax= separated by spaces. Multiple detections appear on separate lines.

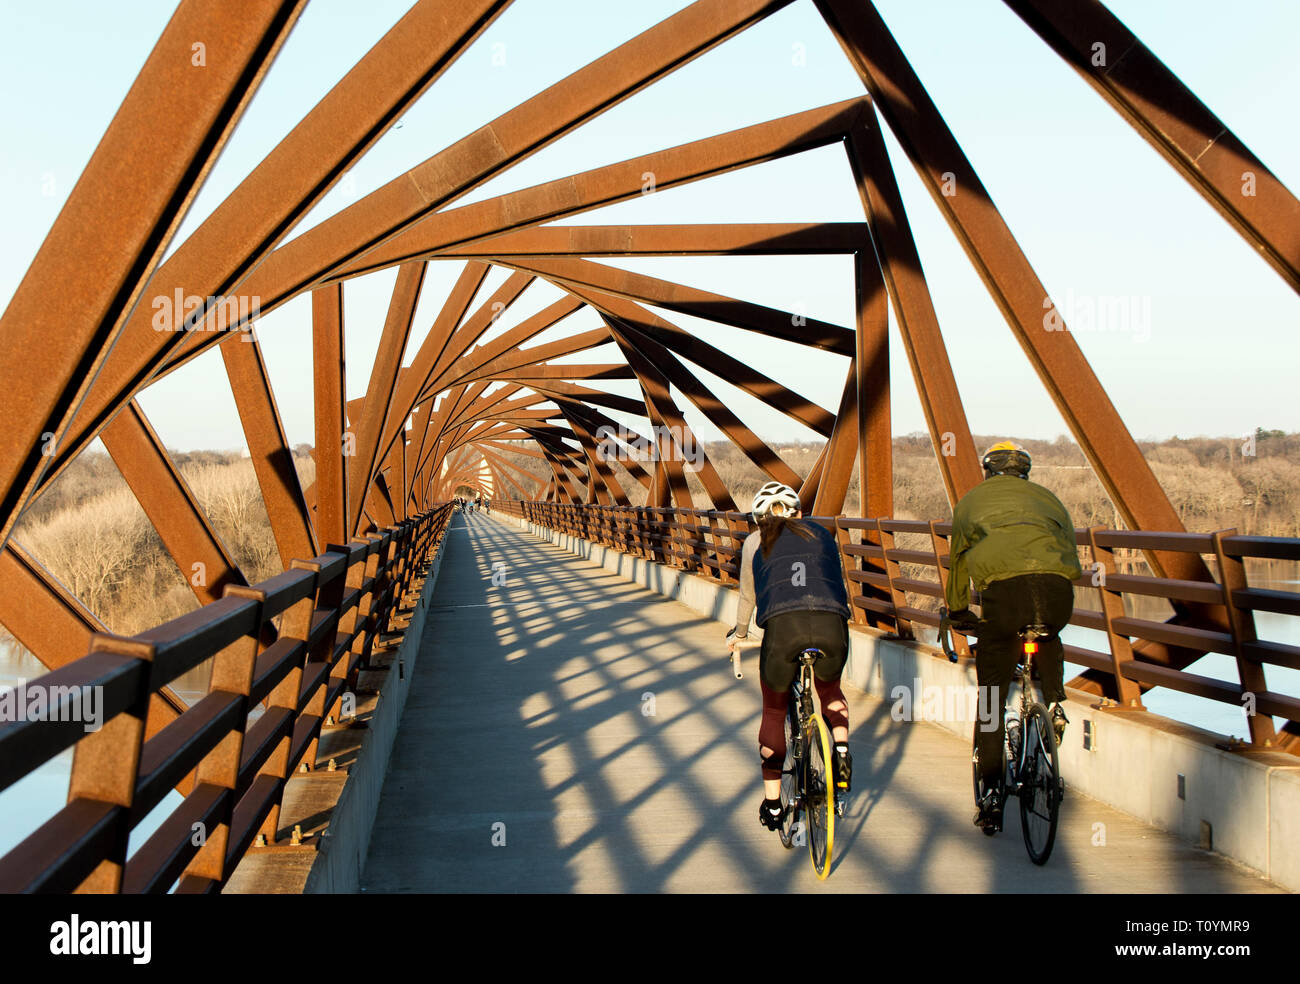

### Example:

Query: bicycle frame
xmin=778 ymin=648 xmax=836 ymax=878
xmin=940 ymin=609 xmax=1062 ymax=862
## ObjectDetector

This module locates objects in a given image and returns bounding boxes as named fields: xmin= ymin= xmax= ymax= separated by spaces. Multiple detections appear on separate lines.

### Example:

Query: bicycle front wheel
xmin=778 ymin=685 xmax=800 ymax=849
xmin=1019 ymin=703 xmax=1061 ymax=865
xmin=804 ymin=713 xmax=835 ymax=880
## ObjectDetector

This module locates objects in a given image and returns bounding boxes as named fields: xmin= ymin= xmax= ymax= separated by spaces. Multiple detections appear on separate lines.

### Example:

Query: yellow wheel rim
xmin=805 ymin=713 xmax=835 ymax=880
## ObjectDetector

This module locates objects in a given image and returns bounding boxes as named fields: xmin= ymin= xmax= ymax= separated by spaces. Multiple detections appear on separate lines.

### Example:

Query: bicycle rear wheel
xmin=1019 ymin=703 xmax=1061 ymax=864
xmin=778 ymin=686 xmax=800 ymax=849
xmin=804 ymin=713 xmax=835 ymax=879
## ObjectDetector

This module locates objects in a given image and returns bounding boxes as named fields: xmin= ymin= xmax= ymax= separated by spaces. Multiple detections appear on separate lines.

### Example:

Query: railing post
xmin=834 ymin=518 xmax=864 ymax=625
xmin=876 ymin=519 xmax=911 ymax=637
xmin=1086 ymin=527 xmax=1144 ymax=709
xmin=257 ymin=558 xmax=320 ymax=845
xmin=67 ymin=634 xmax=156 ymax=893
xmin=929 ymin=521 xmax=970 ymax=658
xmin=708 ymin=511 xmax=728 ymax=584
xmin=178 ymin=584 xmax=264 ymax=891
xmin=1213 ymin=529 xmax=1276 ymax=745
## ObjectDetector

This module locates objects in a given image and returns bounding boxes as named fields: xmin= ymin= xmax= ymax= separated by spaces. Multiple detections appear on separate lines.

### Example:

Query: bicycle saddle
xmin=1019 ymin=623 xmax=1053 ymax=641
xmin=799 ymin=647 xmax=827 ymax=662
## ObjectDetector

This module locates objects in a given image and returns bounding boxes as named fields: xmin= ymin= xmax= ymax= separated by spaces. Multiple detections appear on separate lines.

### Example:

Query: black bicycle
xmin=939 ymin=608 xmax=1063 ymax=865
xmin=775 ymin=647 xmax=840 ymax=880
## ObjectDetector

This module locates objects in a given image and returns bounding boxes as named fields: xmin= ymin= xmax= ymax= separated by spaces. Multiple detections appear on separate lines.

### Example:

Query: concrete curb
xmin=303 ymin=540 xmax=448 ymax=894
xmin=499 ymin=512 xmax=1296 ymax=891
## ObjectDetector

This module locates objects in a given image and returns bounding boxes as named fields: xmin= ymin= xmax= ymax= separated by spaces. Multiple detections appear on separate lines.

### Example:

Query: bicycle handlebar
xmin=937 ymin=608 xmax=959 ymax=662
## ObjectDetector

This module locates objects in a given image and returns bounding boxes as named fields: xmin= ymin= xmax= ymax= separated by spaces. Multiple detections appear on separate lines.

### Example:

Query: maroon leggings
xmin=759 ymin=678 xmax=848 ymax=780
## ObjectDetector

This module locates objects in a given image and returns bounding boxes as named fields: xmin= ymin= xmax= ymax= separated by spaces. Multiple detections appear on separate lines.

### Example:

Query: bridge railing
xmin=497 ymin=499 xmax=1300 ymax=750
xmin=0 ymin=502 xmax=456 ymax=893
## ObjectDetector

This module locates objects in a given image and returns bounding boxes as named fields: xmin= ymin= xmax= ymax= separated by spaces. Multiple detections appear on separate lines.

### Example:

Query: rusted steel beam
xmin=855 ymin=250 xmax=893 ymax=519
xmin=812 ymin=359 xmax=859 ymax=516
xmin=525 ymin=267 xmax=835 ymax=436
xmin=379 ymin=262 xmax=492 ymax=461
xmin=0 ymin=544 xmax=188 ymax=755
xmin=440 ymin=222 xmax=870 ymax=257
xmin=483 ymin=458 xmax=533 ymax=500
xmin=221 ymin=332 xmax=318 ymax=566
xmin=0 ymin=543 xmax=105 ymax=667
xmin=477 ymin=444 xmax=552 ymax=488
xmin=492 ymin=254 xmax=853 ymax=356
xmin=416 ymin=271 xmax=537 ymax=394
xmin=444 ymin=387 xmax=538 ymax=430
xmin=0 ymin=0 xmax=307 ymax=551
xmin=140 ymin=0 xmax=800 ymax=390
xmin=844 ymin=107 xmax=981 ymax=503
xmin=569 ymin=289 xmax=800 ymax=488
xmin=101 ymin=402 xmax=246 ymax=604
xmin=816 ymin=0 xmax=1206 ymax=584
xmin=481 ymin=440 xmax=546 ymax=460
xmin=325 ymin=99 xmax=860 ymax=286
xmin=523 ymin=381 xmax=649 ymax=418
xmin=798 ymin=444 xmax=828 ymax=513
xmin=385 ymin=436 xmax=409 ymax=524
xmin=312 ymin=283 xmax=348 ymax=548
xmin=601 ymin=318 xmax=735 ymax=511
xmin=559 ymin=407 xmax=630 ymax=506
xmin=415 ymin=296 xmax=583 ymax=402
xmin=469 ymin=364 xmax=634 ymax=384
xmin=346 ymin=261 xmax=427 ymax=537
xmin=527 ymin=401 xmax=655 ymax=490
xmin=445 ymin=330 xmax=613 ymax=388
xmin=1004 ymin=0 xmax=1300 ymax=293
xmin=40 ymin=0 xmax=510 ymax=496
xmin=477 ymin=444 xmax=544 ymax=482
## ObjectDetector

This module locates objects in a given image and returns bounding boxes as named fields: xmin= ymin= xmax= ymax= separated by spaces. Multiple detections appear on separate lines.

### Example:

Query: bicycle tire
xmin=778 ymin=685 xmax=800 ymax=849
xmin=804 ymin=713 xmax=835 ymax=879
xmin=1019 ymin=703 xmax=1060 ymax=865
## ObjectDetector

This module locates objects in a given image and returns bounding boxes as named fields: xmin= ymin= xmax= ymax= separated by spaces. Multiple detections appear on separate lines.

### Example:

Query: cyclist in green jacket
xmin=945 ymin=441 xmax=1081 ymax=833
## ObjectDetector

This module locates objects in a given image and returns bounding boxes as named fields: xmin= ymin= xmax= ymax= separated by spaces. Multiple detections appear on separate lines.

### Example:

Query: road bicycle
xmin=776 ymin=647 xmax=840 ymax=880
xmin=939 ymin=608 xmax=1063 ymax=865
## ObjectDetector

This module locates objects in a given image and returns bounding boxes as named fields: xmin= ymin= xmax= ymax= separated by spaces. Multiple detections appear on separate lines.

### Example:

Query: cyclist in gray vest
xmin=727 ymin=482 xmax=853 ymax=831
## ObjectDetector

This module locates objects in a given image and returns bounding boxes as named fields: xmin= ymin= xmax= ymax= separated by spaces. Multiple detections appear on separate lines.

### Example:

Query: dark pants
xmin=758 ymin=611 xmax=849 ymax=780
xmin=973 ymin=573 xmax=1073 ymax=788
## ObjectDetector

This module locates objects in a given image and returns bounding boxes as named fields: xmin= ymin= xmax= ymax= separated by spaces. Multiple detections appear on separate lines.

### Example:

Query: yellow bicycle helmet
xmin=981 ymin=440 xmax=1031 ymax=478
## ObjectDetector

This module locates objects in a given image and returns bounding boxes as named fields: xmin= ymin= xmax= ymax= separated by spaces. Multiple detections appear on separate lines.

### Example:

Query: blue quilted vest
xmin=752 ymin=521 xmax=850 ymax=626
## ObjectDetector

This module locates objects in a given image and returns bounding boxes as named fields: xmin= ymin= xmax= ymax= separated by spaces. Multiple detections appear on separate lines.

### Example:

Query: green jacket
xmin=944 ymin=475 xmax=1082 ymax=611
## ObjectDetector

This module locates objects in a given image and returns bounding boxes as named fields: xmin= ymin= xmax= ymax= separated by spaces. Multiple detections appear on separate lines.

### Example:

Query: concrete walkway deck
xmin=360 ymin=511 xmax=1280 ymax=893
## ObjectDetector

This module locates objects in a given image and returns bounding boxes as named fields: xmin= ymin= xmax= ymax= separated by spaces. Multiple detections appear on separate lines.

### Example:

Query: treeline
xmin=2 ymin=433 xmax=1292 ymax=656
xmin=492 ymin=430 xmax=1299 ymax=538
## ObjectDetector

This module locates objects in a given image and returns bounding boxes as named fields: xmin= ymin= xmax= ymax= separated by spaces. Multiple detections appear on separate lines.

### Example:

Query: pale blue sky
xmin=0 ymin=0 xmax=1296 ymax=453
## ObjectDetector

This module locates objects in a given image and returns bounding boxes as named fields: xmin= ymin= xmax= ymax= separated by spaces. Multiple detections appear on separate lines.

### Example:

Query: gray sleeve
xmin=733 ymin=532 xmax=759 ymax=637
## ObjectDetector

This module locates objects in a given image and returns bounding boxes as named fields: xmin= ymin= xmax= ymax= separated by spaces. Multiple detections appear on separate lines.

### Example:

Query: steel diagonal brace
xmin=815 ymin=0 xmax=1202 ymax=580
xmin=1003 ymin=0 xmax=1300 ymax=293
xmin=0 ymin=0 xmax=308 ymax=551
xmin=325 ymin=98 xmax=863 ymax=289
xmin=598 ymin=318 xmax=736 ymax=511
xmin=38 ymin=0 xmax=512 ymax=501
xmin=504 ymin=262 xmax=836 ymax=437
xmin=347 ymin=261 xmax=428 ymax=537
xmin=141 ymin=0 xmax=803 ymax=388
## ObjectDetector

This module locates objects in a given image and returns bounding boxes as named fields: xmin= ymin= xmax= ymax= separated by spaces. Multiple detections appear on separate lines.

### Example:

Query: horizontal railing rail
xmin=497 ymin=499 xmax=1300 ymax=752
xmin=0 ymin=502 xmax=457 ymax=894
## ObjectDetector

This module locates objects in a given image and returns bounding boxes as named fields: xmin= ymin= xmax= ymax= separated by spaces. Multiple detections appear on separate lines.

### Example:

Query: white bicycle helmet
xmin=751 ymin=481 xmax=800 ymax=517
